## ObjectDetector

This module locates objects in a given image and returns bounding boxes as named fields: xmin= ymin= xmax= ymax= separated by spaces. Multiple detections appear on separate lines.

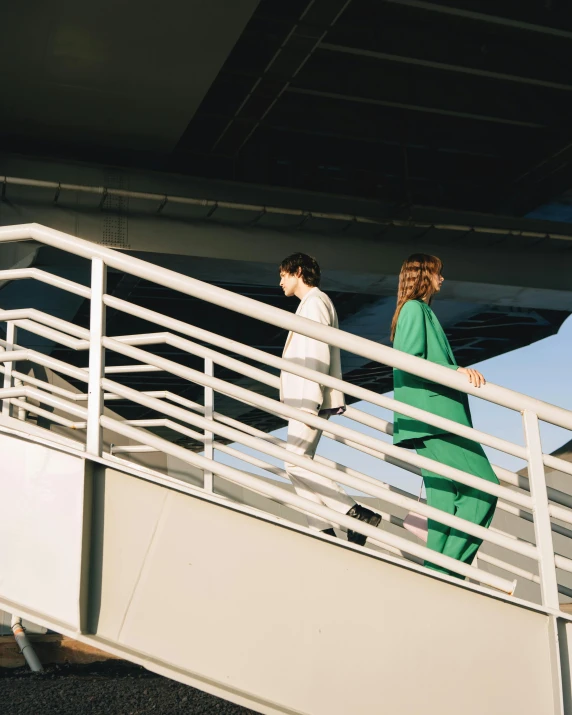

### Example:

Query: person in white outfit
xmin=279 ymin=253 xmax=381 ymax=545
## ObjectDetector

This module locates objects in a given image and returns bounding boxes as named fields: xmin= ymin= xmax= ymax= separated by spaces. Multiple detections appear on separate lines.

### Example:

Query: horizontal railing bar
xmin=555 ymin=554 xmax=572 ymax=574
xmin=493 ymin=498 xmax=572 ymax=541
xmin=112 ymin=445 xmax=158 ymax=454
xmin=0 ymin=387 xmax=32 ymax=401
xmin=476 ymin=552 xmax=540 ymax=585
xmin=100 ymin=414 xmax=516 ymax=593
xmin=123 ymin=418 xmax=205 ymax=444
xmin=215 ymin=443 xmax=289 ymax=481
xmin=0 ymin=267 xmax=91 ymax=299
xmin=549 ymin=504 xmax=572 ymax=528
xmin=0 ymin=349 xmax=88 ymax=383
xmin=0 ymin=309 xmax=90 ymax=339
xmin=11 ymin=319 xmax=89 ymax=351
xmin=19 ymin=388 xmax=88 ymax=419
xmin=345 ymin=405 xmax=393 ymax=435
xmin=322 ymin=428 xmax=423 ymax=475
xmin=105 ymin=364 xmax=163 ymax=374
xmin=374 ymin=519 xmax=540 ymax=588
xmin=9 ymin=398 xmax=81 ymax=430
xmin=111 ymin=324 xmax=530 ymax=462
xmin=544 ymin=453 xmax=572 ymax=478
xmin=0 ymin=366 xmax=83 ymax=401
xmin=101 ymin=377 xmax=537 ymax=560
xmin=119 ymin=417 xmax=290 ymax=480
xmin=558 ymin=584 xmax=572 ymax=600
xmin=103 ymin=337 xmax=532 ymax=509
xmin=0 ymin=385 xmax=88 ymax=419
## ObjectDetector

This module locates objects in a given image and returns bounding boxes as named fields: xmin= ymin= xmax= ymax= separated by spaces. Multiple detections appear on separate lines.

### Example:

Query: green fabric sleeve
xmin=394 ymin=301 xmax=427 ymax=358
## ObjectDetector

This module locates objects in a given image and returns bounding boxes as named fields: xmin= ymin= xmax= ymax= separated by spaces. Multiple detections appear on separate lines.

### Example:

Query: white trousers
xmin=285 ymin=416 xmax=354 ymax=531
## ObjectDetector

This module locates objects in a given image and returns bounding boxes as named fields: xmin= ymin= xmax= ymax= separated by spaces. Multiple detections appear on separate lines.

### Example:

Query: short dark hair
xmin=279 ymin=253 xmax=321 ymax=287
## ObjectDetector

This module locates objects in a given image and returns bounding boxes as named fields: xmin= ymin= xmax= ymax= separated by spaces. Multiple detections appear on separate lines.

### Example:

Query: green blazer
xmin=392 ymin=299 xmax=472 ymax=447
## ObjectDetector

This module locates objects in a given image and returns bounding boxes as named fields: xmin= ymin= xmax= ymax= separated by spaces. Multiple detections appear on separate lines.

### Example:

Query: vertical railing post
xmin=523 ymin=409 xmax=560 ymax=610
xmin=14 ymin=378 xmax=26 ymax=421
xmin=86 ymin=259 xmax=107 ymax=457
xmin=203 ymin=358 xmax=214 ymax=492
xmin=2 ymin=322 xmax=17 ymax=417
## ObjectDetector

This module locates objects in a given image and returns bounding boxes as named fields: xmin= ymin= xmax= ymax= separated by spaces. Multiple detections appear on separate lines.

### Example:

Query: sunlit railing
xmin=1 ymin=223 xmax=572 ymax=605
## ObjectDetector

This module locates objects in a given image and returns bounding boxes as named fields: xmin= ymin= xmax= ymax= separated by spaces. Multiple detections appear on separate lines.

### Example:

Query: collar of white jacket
xmin=298 ymin=286 xmax=319 ymax=308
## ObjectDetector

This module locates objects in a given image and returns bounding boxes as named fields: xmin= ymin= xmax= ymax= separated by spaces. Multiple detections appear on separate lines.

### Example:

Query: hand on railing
xmin=457 ymin=367 xmax=486 ymax=388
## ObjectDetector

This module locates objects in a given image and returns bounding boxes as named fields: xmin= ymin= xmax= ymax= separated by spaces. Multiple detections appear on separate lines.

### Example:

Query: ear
xmin=296 ymin=268 xmax=303 ymax=279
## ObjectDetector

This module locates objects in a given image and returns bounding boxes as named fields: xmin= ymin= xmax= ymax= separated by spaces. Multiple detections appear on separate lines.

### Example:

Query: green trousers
xmin=413 ymin=433 xmax=499 ymax=577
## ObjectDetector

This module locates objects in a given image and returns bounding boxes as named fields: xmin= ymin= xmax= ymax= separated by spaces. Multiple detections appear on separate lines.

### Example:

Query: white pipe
xmin=0 ymin=309 xmax=90 ymax=339
xmin=0 ymin=348 xmax=88 ymax=382
xmin=3 ymin=176 xmax=572 ymax=242
xmin=10 ymin=615 xmax=43 ymax=672
xmin=9 ymin=398 xmax=81 ymax=429
xmin=0 ymin=267 xmax=91 ymax=298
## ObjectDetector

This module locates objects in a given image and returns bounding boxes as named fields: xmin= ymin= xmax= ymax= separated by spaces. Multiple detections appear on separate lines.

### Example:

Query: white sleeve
xmin=298 ymin=298 xmax=331 ymax=413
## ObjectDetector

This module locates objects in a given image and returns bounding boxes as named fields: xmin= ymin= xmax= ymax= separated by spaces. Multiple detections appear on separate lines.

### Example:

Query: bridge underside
xmin=3 ymin=0 xmax=572 ymax=435
xmin=1 ymin=157 xmax=571 ymax=436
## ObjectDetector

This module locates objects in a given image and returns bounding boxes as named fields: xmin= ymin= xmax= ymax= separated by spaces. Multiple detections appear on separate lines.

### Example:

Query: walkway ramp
xmin=0 ymin=224 xmax=571 ymax=714
xmin=0 ymin=427 xmax=563 ymax=715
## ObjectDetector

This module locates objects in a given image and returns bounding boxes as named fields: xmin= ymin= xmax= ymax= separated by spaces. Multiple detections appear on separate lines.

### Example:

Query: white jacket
xmin=280 ymin=287 xmax=346 ymax=415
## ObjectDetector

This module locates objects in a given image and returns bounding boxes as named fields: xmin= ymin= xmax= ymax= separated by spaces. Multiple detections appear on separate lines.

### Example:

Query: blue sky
xmin=215 ymin=312 xmax=572 ymax=498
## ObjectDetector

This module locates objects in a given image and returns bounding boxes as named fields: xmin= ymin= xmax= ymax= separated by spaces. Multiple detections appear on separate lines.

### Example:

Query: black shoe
xmin=346 ymin=504 xmax=382 ymax=546
xmin=321 ymin=528 xmax=337 ymax=538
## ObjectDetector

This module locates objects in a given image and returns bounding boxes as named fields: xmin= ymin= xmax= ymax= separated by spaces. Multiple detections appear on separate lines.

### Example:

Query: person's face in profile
xmin=279 ymin=269 xmax=302 ymax=297
xmin=430 ymin=269 xmax=444 ymax=296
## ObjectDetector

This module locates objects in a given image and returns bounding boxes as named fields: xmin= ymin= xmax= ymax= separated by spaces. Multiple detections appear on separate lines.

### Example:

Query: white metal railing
xmin=0 ymin=223 xmax=571 ymax=605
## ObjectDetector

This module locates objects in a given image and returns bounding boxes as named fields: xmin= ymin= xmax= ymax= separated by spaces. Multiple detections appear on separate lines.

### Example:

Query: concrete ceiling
xmin=5 ymin=1 xmax=572 ymax=214
xmin=0 ymin=0 xmax=260 ymax=152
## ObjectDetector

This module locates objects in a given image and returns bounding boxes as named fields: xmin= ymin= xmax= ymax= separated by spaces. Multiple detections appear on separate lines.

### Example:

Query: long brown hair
xmin=390 ymin=253 xmax=443 ymax=341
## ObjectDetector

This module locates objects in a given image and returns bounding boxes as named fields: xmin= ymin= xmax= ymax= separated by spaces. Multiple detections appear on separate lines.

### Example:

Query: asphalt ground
xmin=0 ymin=661 xmax=258 ymax=715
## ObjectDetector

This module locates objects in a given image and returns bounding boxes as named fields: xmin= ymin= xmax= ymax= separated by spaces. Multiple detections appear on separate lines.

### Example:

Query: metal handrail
xmin=0 ymin=223 xmax=570 ymax=606
xmin=6 ymin=297 xmax=572 ymax=480
xmin=0 ymin=223 xmax=570 ymax=428
xmin=101 ymin=414 xmax=515 ymax=592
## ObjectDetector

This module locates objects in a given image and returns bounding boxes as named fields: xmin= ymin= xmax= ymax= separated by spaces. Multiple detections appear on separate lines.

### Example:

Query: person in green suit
xmin=391 ymin=253 xmax=498 ymax=576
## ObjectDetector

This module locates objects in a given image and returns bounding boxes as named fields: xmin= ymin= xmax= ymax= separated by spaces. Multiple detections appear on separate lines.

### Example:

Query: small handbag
xmin=403 ymin=480 xmax=428 ymax=542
